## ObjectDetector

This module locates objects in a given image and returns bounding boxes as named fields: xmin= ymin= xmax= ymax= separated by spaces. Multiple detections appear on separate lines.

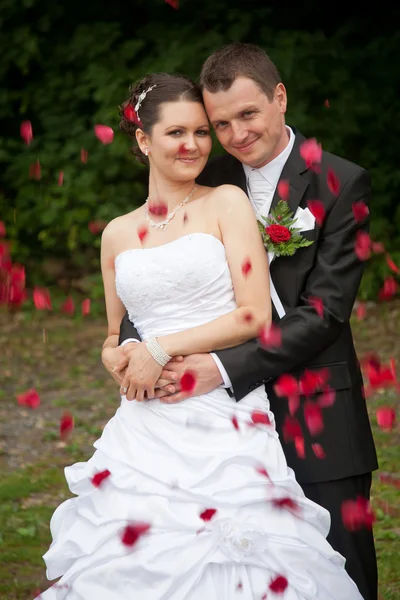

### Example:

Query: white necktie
xmin=247 ymin=169 xmax=274 ymax=219
xmin=246 ymin=169 xmax=286 ymax=320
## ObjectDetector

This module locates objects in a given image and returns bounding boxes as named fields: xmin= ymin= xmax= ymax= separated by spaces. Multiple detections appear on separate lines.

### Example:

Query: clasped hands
xmin=102 ymin=342 xmax=223 ymax=403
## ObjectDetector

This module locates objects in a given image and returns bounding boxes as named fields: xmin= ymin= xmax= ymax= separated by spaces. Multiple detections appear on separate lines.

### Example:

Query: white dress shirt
xmin=122 ymin=127 xmax=296 ymax=394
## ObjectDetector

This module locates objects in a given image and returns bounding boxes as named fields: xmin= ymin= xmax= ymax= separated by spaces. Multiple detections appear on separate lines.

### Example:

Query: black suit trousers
xmin=301 ymin=473 xmax=378 ymax=600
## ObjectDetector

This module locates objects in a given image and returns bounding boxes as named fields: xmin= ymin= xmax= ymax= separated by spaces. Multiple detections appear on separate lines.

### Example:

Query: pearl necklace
xmin=145 ymin=185 xmax=197 ymax=231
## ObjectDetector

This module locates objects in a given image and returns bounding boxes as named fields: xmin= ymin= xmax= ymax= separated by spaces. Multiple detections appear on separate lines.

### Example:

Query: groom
xmin=110 ymin=43 xmax=378 ymax=599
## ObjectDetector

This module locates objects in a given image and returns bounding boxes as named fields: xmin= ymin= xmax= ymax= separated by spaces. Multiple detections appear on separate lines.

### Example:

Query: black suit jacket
xmin=119 ymin=130 xmax=378 ymax=484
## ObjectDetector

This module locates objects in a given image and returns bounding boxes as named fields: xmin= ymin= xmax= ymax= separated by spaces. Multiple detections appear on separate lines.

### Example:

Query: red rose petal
xmin=57 ymin=171 xmax=64 ymax=186
xmin=376 ymin=406 xmax=396 ymax=432
xmin=327 ymin=168 xmax=340 ymax=196
xmin=355 ymin=231 xmax=372 ymax=261
xmin=258 ymin=323 xmax=282 ymax=347
xmin=0 ymin=221 xmax=5 ymax=237
xmin=294 ymin=436 xmax=305 ymax=458
xmin=250 ymin=410 xmax=271 ymax=426
xmin=300 ymin=138 xmax=322 ymax=169
xmin=324 ymin=99 xmax=330 ymax=108
xmin=273 ymin=374 xmax=299 ymax=397
xmin=341 ymin=496 xmax=375 ymax=531
xmin=269 ymin=574 xmax=289 ymax=594
xmin=165 ymin=0 xmax=179 ymax=8
xmin=81 ymin=298 xmax=91 ymax=315
xmin=304 ymin=400 xmax=324 ymax=436
xmin=29 ymin=160 xmax=41 ymax=180
xmin=61 ymin=296 xmax=75 ymax=315
xmin=356 ymin=302 xmax=367 ymax=320
xmin=255 ymin=466 xmax=270 ymax=479
xmin=231 ymin=415 xmax=240 ymax=430
xmin=307 ymin=200 xmax=326 ymax=226
xmin=137 ymin=225 xmax=148 ymax=243
xmin=94 ymin=124 xmax=114 ymax=145
xmin=352 ymin=201 xmax=369 ymax=222
xmin=17 ymin=388 xmax=41 ymax=409
xmin=121 ymin=522 xmax=151 ymax=546
xmin=148 ymin=201 xmax=168 ymax=217
xmin=371 ymin=241 xmax=385 ymax=254
xmin=241 ymin=257 xmax=252 ymax=277
xmin=33 ymin=287 xmax=52 ymax=310
xmin=386 ymin=254 xmax=400 ymax=274
xmin=318 ymin=385 xmax=336 ymax=408
xmin=123 ymin=104 xmax=142 ymax=127
xmin=272 ymin=497 xmax=300 ymax=512
xmin=288 ymin=395 xmax=300 ymax=416
xmin=180 ymin=370 xmax=196 ymax=393
xmin=60 ymin=411 xmax=74 ymax=440
xmin=312 ymin=443 xmax=326 ymax=459
xmin=81 ymin=148 xmax=88 ymax=163
xmin=277 ymin=179 xmax=290 ymax=200
xmin=20 ymin=120 xmax=33 ymax=145
xmin=91 ymin=469 xmax=111 ymax=488
xmin=200 ymin=508 xmax=217 ymax=522
xmin=378 ymin=276 xmax=398 ymax=302
xmin=308 ymin=295 xmax=324 ymax=318
xmin=88 ymin=220 xmax=107 ymax=234
xmin=282 ymin=415 xmax=303 ymax=442
xmin=299 ymin=368 xmax=330 ymax=395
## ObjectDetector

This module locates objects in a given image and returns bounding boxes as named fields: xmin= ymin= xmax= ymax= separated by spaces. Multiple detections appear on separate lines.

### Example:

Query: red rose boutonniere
xmin=258 ymin=200 xmax=314 ymax=257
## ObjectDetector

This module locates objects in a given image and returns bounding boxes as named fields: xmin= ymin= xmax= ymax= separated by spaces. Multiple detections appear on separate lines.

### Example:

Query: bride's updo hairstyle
xmin=119 ymin=73 xmax=203 ymax=165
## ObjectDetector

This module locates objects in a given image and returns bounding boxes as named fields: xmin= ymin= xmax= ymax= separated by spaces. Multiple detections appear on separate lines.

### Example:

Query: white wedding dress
xmin=39 ymin=233 xmax=362 ymax=599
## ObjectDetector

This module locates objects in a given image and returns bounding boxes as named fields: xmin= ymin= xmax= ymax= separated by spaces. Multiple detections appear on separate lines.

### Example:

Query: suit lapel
xmin=270 ymin=131 xmax=309 ymax=218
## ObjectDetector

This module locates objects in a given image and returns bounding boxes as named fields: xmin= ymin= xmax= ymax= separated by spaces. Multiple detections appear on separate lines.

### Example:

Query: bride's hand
xmin=119 ymin=342 xmax=163 ymax=401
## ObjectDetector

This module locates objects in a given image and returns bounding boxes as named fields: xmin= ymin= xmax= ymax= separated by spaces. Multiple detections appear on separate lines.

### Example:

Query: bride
xmin=38 ymin=73 xmax=363 ymax=599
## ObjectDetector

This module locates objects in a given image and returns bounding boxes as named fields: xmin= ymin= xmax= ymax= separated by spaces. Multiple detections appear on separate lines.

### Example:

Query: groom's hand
xmin=156 ymin=353 xmax=223 ymax=403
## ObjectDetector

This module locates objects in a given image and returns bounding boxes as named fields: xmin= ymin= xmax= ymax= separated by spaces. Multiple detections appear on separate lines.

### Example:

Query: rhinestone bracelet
xmin=146 ymin=337 xmax=172 ymax=367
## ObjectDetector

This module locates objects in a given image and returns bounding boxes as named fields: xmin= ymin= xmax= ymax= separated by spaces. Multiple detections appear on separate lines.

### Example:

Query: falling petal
xmin=33 ymin=287 xmax=52 ymax=310
xmin=299 ymin=138 xmax=322 ymax=169
xmin=327 ymin=168 xmax=340 ymax=195
xmin=148 ymin=201 xmax=168 ymax=217
xmin=273 ymin=374 xmax=299 ymax=398
xmin=165 ymin=0 xmax=179 ymax=8
xmin=180 ymin=370 xmax=196 ymax=393
xmin=255 ymin=466 xmax=269 ymax=479
xmin=81 ymin=148 xmax=88 ymax=163
xmin=282 ymin=415 xmax=303 ymax=442
xmin=324 ymin=99 xmax=330 ymax=108
xmin=288 ymin=395 xmax=300 ymax=416
xmin=121 ymin=522 xmax=151 ymax=546
xmin=352 ymin=201 xmax=369 ymax=222
xmin=294 ymin=436 xmax=305 ymax=458
xmin=318 ymin=385 xmax=336 ymax=408
xmin=94 ymin=124 xmax=114 ymax=145
xmin=386 ymin=254 xmax=400 ymax=274
xmin=258 ymin=323 xmax=282 ymax=347
xmin=82 ymin=298 xmax=91 ymax=316
xmin=57 ymin=171 xmax=64 ymax=186
xmin=312 ymin=443 xmax=326 ymax=459
xmin=277 ymin=179 xmax=289 ymax=200
xmin=299 ymin=368 xmax=330 ymax=395
xmin=137 ymin=225 xmax=148 ymax=243
xmin=250 ymin=410 xmax=271 ymax=426
xmin=61 ymin=296 xmax=75 ymax=315
xmin=231 ymin=415 xmax=240 ymax=431
xmin=88 ymin=220 xmax=107 ymax=235
xmin=91 ymin=469 xmax=111 ymax=488
xmin=356 ymin=302 xmax=367 ymax=320
xmin=20 ymin=120 xmax=33 ymax=145
xmin=308 ymin=295 xmax=324 ymax=318
xmin=341 ymin=496 xmax=375 ymax=531
xmin=307 ymin=200 xmax=325 ymax=226
xmin=178 ymin=143 xmax=189 ymax=155
xmin=29 ymin=160 xmax=41 ymax=180
xmin=199 ymin=508 xmax=217 ymax=522
xmin=269 ymin=575 xmax=289 ymax=594
xmin=60 ymin=411 xmax=74 ymax=440
xmin=0 ymin=221 xmax=6 ymax=237
xmin=183 ymin=212 xmax=188 ymax=225
xmin=241 ymin=257 xmax=252 ymax=277
xmin=123 ymin=104 xmax=142 ymax=126
xmin=272 ymin=497 xmax=300 ymax=512
xmin=355 ymin=230 xmax=371 ymax=261
xmin=17 ymin=388 xmax=41 ymax=409
xmin=376 ymin=406 xmax=396 ymax=432
xmin=378 ymin=276 xmax=398 ymax=301
xmin=371 ymin=241 xmax=385 ymax=254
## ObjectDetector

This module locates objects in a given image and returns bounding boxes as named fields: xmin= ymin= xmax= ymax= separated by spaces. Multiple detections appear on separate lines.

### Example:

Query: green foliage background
xmin=0 ymin=0 xmax=399 ymax=300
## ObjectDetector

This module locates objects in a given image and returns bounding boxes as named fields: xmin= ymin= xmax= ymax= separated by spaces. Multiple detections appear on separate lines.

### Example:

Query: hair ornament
xmin=135 ymin=85 xmax=157 ymax=121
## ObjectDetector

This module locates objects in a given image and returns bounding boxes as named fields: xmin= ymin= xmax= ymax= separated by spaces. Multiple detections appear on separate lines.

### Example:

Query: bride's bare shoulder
xmin=207 ymin=184 xmax=249 ymax=209
xmin=101 ymin=206 xmax=145 ymax=244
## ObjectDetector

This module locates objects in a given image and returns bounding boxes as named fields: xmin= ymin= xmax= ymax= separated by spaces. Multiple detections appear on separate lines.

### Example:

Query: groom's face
xmin=203 ymin=77 xmax=288 ymax=169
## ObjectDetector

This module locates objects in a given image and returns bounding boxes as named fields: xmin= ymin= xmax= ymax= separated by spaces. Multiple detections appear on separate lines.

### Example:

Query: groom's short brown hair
xmin=200 ymin=42 xmax=281 ymax=101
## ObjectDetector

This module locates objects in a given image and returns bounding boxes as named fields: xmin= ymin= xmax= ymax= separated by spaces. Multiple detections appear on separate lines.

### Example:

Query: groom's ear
xmin=274 ymin=83 xmax=287 ymax=113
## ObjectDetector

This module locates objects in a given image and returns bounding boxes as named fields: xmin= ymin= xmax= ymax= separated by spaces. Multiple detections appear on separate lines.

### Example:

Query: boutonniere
xmin=258 ymin=200 xmax=314 ymax=257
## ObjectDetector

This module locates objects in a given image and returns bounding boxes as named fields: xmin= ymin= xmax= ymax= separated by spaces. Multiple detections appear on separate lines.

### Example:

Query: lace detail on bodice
xmin=115 ymin=233 xmax=237 ymax=340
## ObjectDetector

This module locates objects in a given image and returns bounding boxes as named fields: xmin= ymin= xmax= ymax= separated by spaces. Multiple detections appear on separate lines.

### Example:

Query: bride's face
xmin=148 ymin=101 xmax=212 ymax=180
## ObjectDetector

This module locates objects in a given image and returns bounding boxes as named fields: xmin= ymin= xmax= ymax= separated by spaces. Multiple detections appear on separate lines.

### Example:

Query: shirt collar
xmin=243 ymin=126 xmax=295 ymax=188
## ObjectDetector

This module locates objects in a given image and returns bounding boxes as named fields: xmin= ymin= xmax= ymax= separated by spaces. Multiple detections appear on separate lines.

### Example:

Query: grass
xmin=0 ymin=302 xmax=399 ymax=599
